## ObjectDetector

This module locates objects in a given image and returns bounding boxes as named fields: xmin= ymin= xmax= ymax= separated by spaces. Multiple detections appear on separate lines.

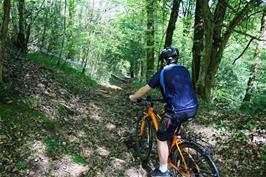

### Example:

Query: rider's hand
xmin=129 ymin=95 xmax=137 ymax=102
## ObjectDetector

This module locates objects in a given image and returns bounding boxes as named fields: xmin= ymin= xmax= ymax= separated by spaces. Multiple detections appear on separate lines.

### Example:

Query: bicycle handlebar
xmin=136 ymin=96 xmax=165 ymax=106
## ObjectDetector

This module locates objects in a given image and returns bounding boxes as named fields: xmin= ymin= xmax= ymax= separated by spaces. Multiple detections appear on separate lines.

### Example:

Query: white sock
xmin=159 ymin=163 xmax=168 ymax=173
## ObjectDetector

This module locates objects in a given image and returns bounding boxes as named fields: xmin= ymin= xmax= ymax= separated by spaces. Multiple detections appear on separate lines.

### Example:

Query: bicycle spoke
xmin=171 ymin=142 xmax=220 ymax=177
xmin=136 ymin=117 xmax=154 ymax=162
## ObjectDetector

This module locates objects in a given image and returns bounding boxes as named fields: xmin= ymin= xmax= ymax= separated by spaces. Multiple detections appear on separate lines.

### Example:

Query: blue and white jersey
xmin=148 ymin=64 xmax=198 ymax=113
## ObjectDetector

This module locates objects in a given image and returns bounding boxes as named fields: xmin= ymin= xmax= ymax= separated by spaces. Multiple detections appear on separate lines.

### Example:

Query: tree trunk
xmin=25 ymin=23 xmax=31 ymax=47
xmin=192 ymin=0 xmax=260 ymax=101
xmin=205 ymin=1 xmax=257 ymax=96
xmin=11 ymin=7 xmax=18 ymax=38
xmin=146 ymin=0 xmax=155 ymax=80
xmin=196 ymin=0 xmax=214 ymax=99
xmin=25 ymin=0 xmax=45 ymax=48
xmin=129 ymin=58 xmax=135 ymax=78
xmin=181 ymin=0 xmax=194 ymax=58
xmin=57 ymin=0 xmax=67 ymax=65
xmin=48 ymin=1 xmax=60 ymax=55
xmin=41 ymin=10 xmax=49 ymax=48
xmin=67 ymin=0 xmax=75 ymax=59
xmin=243 ymin=9 xmax=266 ymax=102
xmin=0 ymin=42 xmax=4 ymax=83
xmin=192 ymin=0 xmax=204 ymax=89
xmin=17 ymin=0 xmax=27 ymax=54
xmin=82 ymin=49 xmax=89 ymax=74
xmin=157 ymin=0 xmax=168 ymax=70
xmin=0 ymin=0 xmax=11 ymax=83
xmin=164 ymin=0 xmax=181 ymax=48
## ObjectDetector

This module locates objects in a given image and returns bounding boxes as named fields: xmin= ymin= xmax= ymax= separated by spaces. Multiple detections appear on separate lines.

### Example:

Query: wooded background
xmin=0 ymin=0 xmax=265 ymax=112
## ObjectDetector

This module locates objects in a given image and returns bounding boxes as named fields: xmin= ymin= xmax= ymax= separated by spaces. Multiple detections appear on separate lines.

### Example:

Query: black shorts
xmin=156 ymin=107 xmax=197 ymax=141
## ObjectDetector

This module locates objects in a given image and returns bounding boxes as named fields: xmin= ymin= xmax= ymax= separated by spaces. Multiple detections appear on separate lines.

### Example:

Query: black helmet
xmin=159 ymin=47 xmax=179 ymax=62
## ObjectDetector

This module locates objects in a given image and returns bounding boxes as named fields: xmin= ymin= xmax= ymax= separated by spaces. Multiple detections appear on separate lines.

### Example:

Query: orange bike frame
xmin=139 ymin=104 xmax=197 ymax=177
xmin=168 ymin=136 xmax=201 ymax=176
xmin=140 ymin=105 xmax=162 ymax=136
xmin=168 ymin=136 xmax=191 ymax=176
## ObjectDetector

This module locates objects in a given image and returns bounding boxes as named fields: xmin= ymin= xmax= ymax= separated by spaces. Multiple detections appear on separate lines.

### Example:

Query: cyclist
xmin=129 ymin=47 xmax=198 ymax=177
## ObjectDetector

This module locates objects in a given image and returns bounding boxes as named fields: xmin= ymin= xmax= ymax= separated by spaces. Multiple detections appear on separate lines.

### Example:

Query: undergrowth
xmin=0 ymin=101 xmax=87 ymax=175
xmin=26 ymin=52 xmax=97 ymax=87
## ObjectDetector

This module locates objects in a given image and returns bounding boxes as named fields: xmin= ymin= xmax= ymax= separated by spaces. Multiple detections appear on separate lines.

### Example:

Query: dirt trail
xmin=2 ymin=58 xmax=150 ymax=177
xmin=1 ymin=58 xmax=265 ymax=177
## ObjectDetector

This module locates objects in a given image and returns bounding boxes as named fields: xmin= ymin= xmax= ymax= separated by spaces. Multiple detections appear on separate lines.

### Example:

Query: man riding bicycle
xmin=129 ymin=47 xmax=198 ymax=177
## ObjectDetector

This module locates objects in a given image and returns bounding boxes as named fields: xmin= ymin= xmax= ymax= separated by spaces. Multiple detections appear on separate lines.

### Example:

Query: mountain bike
xmin=135 ymin=96 xmax=220 ymax=177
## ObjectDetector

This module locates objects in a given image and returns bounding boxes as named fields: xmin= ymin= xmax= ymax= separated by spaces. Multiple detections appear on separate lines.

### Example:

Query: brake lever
xmin=136 ymin=98 xmax=147 ymax=106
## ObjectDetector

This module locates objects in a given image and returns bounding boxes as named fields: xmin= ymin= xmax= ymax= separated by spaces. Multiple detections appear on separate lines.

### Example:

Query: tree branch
xmin=222 ymin=0 xmax=261 ymax=44
xmin=31 ymin=0 xmax=46 ymax=25
xmin=223 ymin=0 xmax=237 ymax=14
xmin=232 ymin=38 xmax=254 ymax=64
xmin=233 ymin=28 xmax=266 ymax=41
xmin=222 ymin=24 xmax=265 ymax=41
xmin=246 ymin=10 xmax=265 ymax=19
xmin=1 ymin=0 xmax=11 ymax=41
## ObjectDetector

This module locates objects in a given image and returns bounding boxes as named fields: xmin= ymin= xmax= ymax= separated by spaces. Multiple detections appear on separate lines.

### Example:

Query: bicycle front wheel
xmin=170 ymin=142 xmax=220 ymax=177
xmin=135 ymin=115 xmax=154 ymax=162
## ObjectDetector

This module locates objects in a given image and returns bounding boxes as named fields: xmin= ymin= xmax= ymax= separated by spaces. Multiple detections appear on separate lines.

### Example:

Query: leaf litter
xmin=0 ymin=57 xmax=265 ymax=177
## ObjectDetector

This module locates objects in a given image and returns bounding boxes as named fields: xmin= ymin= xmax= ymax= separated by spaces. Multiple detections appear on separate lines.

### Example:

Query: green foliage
xmin=213 ymin=56 xmax=247 ymax=108
xmin=44 ymin=137 xmax=65 ymax=156
xmin=0 ymin=101 xmax=58 ymax=133
xmin=216 ymin=115 xmax=261 ymax=131
xmin=212 ymin=28 xmax=266 ymax=114
xmin=71 ymin=155 xmax=87 ymax=165
xmin=25 ymin=97 xmax=39 ymax=108
xmin=15 ymin=161 xmax=27 ymax=170
xmin=0 ymin=101 xmax=86 ymax=169
xmin=214 ymin=112 xmax=265 ymax=176
xmin=43 ymin=136 xmax=89 ymax=160
xmin=0 ymin=82 xmax=14 ymax=99
xmin=240 ymin=90 xmax=266 ymax=115
xmin=218 ymin=133 xmax=265 ymax=177
xmin=131 ymin=80 xmax=147 ymax=90
xmin=216 ymin=120 xmax=227 ymax=131
xmin=41 ymin=116 xmax=58 ymax=131
xmin=260 ymin=148 xmax=266 ymax=161
xmin=104 ymin=7 xmax=147 ymax=78
xmin=55 ymin=105 xmax=75 ymax=117
xmin=26 ymin=52 xmax=97 ymax=87
xmin=243 ymin=120 xmax=257 ymax=130
xmin=239 ymin=51 xmax=266 ymax=115
xmin=8 ymin=0 xmax=266 ymax=114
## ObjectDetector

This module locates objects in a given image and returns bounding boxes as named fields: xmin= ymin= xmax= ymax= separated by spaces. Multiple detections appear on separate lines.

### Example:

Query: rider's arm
xmin=129 ymin=84 xmax=152 ymax=102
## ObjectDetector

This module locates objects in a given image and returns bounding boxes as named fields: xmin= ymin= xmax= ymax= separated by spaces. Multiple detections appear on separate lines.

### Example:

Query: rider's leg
xmin=157 ymin=139 xmax=168 ymax=172
xmin=155 ymin=112 xmax=176 ymax=173
xmin=150 ymin=113 xmax=176 ymax=176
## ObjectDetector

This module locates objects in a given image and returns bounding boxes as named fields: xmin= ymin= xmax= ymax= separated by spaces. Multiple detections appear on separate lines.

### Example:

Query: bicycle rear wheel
xmin=170 ymin=142 xmax=220 ymax=177
xmin=135 ymin=115 xmax=154 ymax=162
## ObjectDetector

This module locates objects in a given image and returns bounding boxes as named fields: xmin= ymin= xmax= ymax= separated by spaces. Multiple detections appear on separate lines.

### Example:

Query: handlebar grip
xmin=137 ymin=98 xmax=143 ymax=103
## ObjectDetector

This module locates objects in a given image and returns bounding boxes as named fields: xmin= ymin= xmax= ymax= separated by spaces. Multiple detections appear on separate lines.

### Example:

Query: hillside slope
xmin=0 ymin=53 xmax=265 ymax=177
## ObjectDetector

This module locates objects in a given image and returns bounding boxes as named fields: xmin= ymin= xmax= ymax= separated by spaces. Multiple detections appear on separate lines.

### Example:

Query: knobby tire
xmin=135 ymin=115 xmax=154 ymax=162
xmin=170 ymin=142 xmax=220 ymax=177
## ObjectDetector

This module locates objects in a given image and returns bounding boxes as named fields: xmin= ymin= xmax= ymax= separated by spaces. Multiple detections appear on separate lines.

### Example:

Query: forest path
xmin=1 ymin=58 xmax=149 ymax=177
xmin=1 ymin=57 xmax=265 ymax=177
xmin=11 ymin=57 xmax=215 ymax=177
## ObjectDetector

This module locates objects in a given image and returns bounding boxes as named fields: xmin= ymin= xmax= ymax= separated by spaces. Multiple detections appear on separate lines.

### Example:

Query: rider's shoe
xmin=150 ymin=168 xmax=170 ymax=177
